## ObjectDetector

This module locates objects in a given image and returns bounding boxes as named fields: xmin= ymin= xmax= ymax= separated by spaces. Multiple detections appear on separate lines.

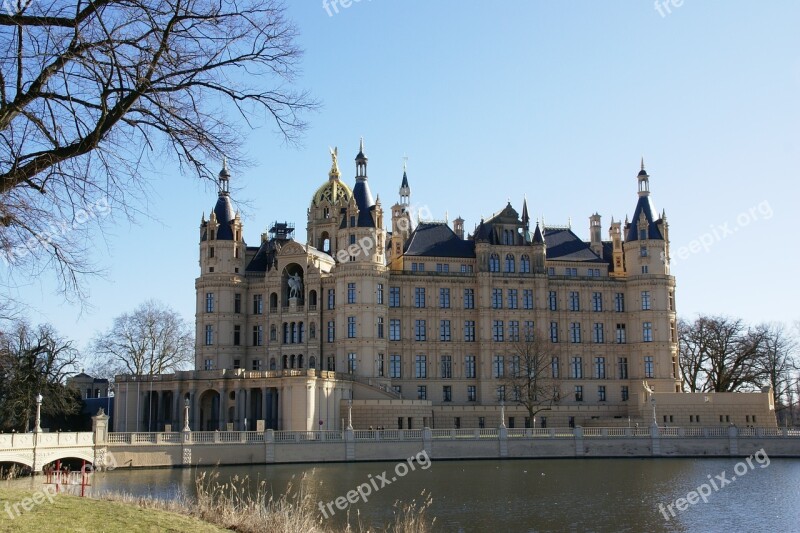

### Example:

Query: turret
xmin=532 ymin=222 xmax=546 ymax=273
xmin=589 ymin=213 xmax=602 ymax=258
xmin=199 ymin=160 xmax=245 ymax=275
xmin=623 ymin=160 xmax=669 ymax=276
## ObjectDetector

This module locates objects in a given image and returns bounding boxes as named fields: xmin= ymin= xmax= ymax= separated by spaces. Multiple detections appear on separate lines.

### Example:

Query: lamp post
xmin=500 ymin=399 xmax=506 ymax=429
xmin=651 ymin=397 xmax=658 ymax=428
xmin=347 ymin=398 xmax=353 ymax=430
xmin=107 ymin=383 xmax=115 ymax=420
xmin=34 ymin=393 xmax=43 ymax=433
xmin=183 ymin=398 xmax=191 ymax=432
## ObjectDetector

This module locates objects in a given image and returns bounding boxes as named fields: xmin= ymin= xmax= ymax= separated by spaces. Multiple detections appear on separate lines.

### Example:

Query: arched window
xmin=505 ymin=253 xmax=515 ymax=273
xmin=282 ymin=323 xmax=288 ymax=344
xmin=309 ymin=290 xmax=318 ymax=307
xmin=290 ymin=322 xmax=297 ymax=344
xmin=327 ymin=356 xmax=335 ymax=371
xmin=489 ymin=253 xmax=500 ymax=272
xmin=298 ymin=322 xmax=305 ymax=343
xmin=282 ymin=354 xmax=288 ymax=369
xmin=269 ymin=293 xmax=278 ymax=311
xmin=270 ymin=357 xmax=277 ymax=370
xmin=309 ymin=356 xmax=317 ymax=370
xmin=520 ymin=254 xmax=530 ymax=273
xmin=309 ymin=322 xmax=316 ymax=339
xmin=270 ymin=325 xmax=277 ymax=341
xmin=290 ymin=354 xmax=296 ymax=369
xmin=298 ymin=354 xmax=304 ymax=369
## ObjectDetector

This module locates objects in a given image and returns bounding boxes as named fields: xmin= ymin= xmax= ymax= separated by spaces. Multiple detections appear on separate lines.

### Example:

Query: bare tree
xmin=90 ymin=299 xmax=193 ymax=377
xmin=0 ymin=320 xmax=80 ymax=431
xmin=0 ymin=0 xmax=315 ymax=299
xmin=753 ymin=323 xmax=798 ymax=422
xmin=502 ymin=327 xmax=561 ymax=427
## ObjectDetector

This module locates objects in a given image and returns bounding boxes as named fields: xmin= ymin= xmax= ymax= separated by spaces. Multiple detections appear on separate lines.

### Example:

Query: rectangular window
xmin=621 ymin=386 xmax=629 ymax=401
xmin=441 ymin=356 xmax=452 ymax=379
xmin=389 ymin=319 xmax=401 ymax=341
xmin=592 ymin=292 xmax=602 ymax=312
xmin=493 ymin=355 xmax=504 ymax=378
xmin=492 ymin=288 xmax=503 ymax=309
xmin=415 ymin=355 xmax=427 ymax=378
xmin=550 ymin=321 xmax=559 ymax=343
xmin=465 ymin=355 xmax=476 ymax=378
xmin=415 ymin=319 xmax=427 ymax=341
xmin=467 ymin=385 xmax=477 ymax=402
xmin=575 ymin=385 xmax=583 ymax=402
xmin=507 ymin=289 xmax=518 ymax=309
xmin=204 ymin=359 xmax=213 ymax=370
xmin=618 ymin=357 xmax=628 ymax=379
xmin=547 ymin=267 xmax=555 ymax=276
xmin=327 ymin=289 xmax=335 ymax=310
xmin=551 ymin=356 xmax=560 ymax=378
xmin=234 ymin=293 xmax=242 ymax=314
xmin=508 ymin=320 xmax=520 ymax=342
xmin=205 ymin=325 xmax=213 ymax=345
xmin=347 ymin=282 xmax=356 ymax=304
xmin=496 ymin=386 xmax=506 ymax=402
xmin=643 ymin=322 xmax=653 ymax=342
xmin=571 ymin=357 xmax=583 ymax=379
xmin=253 ymin=325 xmax=264 ymax=346
xmin=347 ymin=353 xmax=357 ymax=373
xmin=389 ymin=287 xmax=400 ymax=307
xmin=614 ymin=293 xmax=625 ymax=312
xmin=569 ymin=291 xmax=580 ymax=311
xmin=641 ymin=291 xmax=651 ymax=311
xmin=440 ymin=287 xmax=451 ymax=308
xmin=417 ymin=385 xmax=427 ymax=400
xmin=253 ymin=294 xmax=263 ymax=314
xmin=570 ymin=322 xmax=581 ymax=343
xmin=523 ymin=289 xmax=534 ymax=309
xmin=443 ymin=385 xmax=452 ymax=402
xmin=523 ymin=321 xmax=535 ymax=341
xmin=327 ymin=321 xmax=335 ymax=343
xmin=252 ymin=359 xmax=261 ymax=371
xmin=509 ymin=355 xmax=520 ymax=377
xmin=644 ymin=356 xmax=654 ymax=378
xmin=377 ymin=354 xmax=384 ymax=377
xmin=616 ymin=323 xmax=627 ymax=344
xmin=415 ymin=287 xmax=426 ymax=308
xmin=548 ymin=291 xmax=557 ymax=311
xmin=594 ymin=356 xmax=606 ymax=379
xmin=593 ymin=322 xmax=604 ymax=344
xmin=233 ymin=325 xmax=241 ymax=346
xmin=377 ymin=317 xmax=384 ymax=339
xmin=566 ymin=267 xmax=577 ymax=276
xmin=464 ymin=288 xmax=475 ymax=309
xmin=669 ymin=291 xmax=675 ymax=311
xmin=347 ymin=316 xmax=356 ymax=338
xmin=377 ymin=283 xmax=384 ymax=305
xmin=390 ymin=355 xmax=401 ymax=378
xmin=440 ymin=320 xmax=451 ymax=342
xmin=598 ymin=386 xmax=606 ymax=402
xmin=436 ymin=263 xmax=449 ymax=273
xmin=464 ymin=320 xmax=475 ymax=342
xmin=493 ymin=320 xmax=504 ymax=342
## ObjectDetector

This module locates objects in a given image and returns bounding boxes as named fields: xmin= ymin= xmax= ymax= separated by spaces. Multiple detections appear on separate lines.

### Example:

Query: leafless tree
xmin=501 ymin=327 xmax=561 ymax=427
xmin=0 ymin=0 xmax=315 ymax=300
xmin=90 ymin=299 xmax=193 ymax=377
xmin=0 ymin=320 xmax=80 ymax=431
xmin=753 ymin=323 xmax=798 ymax=422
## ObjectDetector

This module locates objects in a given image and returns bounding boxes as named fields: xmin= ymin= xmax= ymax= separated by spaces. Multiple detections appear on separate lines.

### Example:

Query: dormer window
xmin=209 ymin=229 xmax=215 ymax=240
xmin=640 ymin=246 xmax=648 ymax=257
xmin=639 ymin=228 xmax=647 ymax=240
xmin=350 ymin=215 xmax=356 ymax=227
xmin=323 ymin=207 xmax=330 ymax=219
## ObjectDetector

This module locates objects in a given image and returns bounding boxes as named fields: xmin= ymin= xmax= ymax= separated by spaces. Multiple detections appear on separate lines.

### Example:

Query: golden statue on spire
xmin=329 ymin=146 xmax=340 ymax=179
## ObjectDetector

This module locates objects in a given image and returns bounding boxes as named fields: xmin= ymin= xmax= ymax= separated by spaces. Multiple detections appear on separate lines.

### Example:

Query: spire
xmin=218 ymin=157 xmax=230 ymax=194
xmin=533 ymin=222 xmax=545 ymax=244
xmin=355 ymin=138 xmax=368 ymax=179
xmin=328 ymin=146 xmax=340 ymax=180
xmin=399 ymin=155 xmax=411 ymax=205
xmin=638 ymin=158 xmax=650 ymax=196
xmin=521 ymin=196 xmax=530 ymax=231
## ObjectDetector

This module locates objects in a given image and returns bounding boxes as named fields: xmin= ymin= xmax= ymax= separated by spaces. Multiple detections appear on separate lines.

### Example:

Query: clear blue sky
xmin=7 ymin=1 xmax=800 ymax=359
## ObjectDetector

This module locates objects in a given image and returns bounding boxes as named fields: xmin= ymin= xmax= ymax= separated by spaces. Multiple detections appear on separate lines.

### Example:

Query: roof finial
xmin=403 ymin=153 xmax=408 ymax=173
xmin=641 ymin=156 xmax=645 ymax=172
xmin=329 ymin=146 xmax=340 ymax=179
xmin=360 ymin=136 xmax=364 ymax=154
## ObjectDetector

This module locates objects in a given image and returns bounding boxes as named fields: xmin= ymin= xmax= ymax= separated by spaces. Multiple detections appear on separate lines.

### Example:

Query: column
xmin=218 ymin=382 xmax=226 ymax=430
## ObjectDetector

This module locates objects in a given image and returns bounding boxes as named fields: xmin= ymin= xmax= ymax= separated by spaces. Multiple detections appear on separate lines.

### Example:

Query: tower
xmin=589 ymin=213 xmax=602 ymax=258
xmin=623 ymin=160 xmax=669 ymax=277
xmin=390 ymin=160 xmax=413 ymax=267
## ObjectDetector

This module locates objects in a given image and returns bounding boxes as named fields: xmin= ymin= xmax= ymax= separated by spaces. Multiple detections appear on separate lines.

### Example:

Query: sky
xmin=5 ymin=1 xmax=800 ymax=359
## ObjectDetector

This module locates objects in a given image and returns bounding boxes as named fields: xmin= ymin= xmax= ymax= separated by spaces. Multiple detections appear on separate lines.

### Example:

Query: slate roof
xmin=212 ymin=193 xmax=236 ymax=240
xmin=353 ymin=177 xmax=376 ymax=228
xmin=543 ymin=227 xmax=605 ymax=262
xmin=404 ymin=222 xmax=476 ymax=258
xmin=625 ymin=195 xmax=664 ymax=242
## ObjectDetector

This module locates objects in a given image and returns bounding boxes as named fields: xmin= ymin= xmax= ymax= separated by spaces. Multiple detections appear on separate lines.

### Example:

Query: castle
xmin=114 ymin=141 xmax=775 ymax=432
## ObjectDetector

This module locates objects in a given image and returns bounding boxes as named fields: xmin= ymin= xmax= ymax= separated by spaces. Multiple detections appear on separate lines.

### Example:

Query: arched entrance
xmin=198 ymin=389 xmax=221 ymax=431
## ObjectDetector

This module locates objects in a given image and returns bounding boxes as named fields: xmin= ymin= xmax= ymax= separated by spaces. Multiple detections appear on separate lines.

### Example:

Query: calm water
xmin=9 ymin=458 xmax=800 ymax=532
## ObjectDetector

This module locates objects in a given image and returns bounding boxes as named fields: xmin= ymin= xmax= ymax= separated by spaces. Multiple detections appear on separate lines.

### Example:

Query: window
xmin=417 ymin=385 xmax=427 ymax=400
xmin=550 ymin=321 xmax=559 ymax=343
xmin=460 ymin=264 xmax=473 ymax=273
xmin=389 ymin=287 xmax=400 ymax=307
xmin=524 ymin=321 xmax=535 ymax=340
xmin=492 ymin=288 xmax=503 ymax=309
xmin=669 ymin=291 xmax=675 ymax=311
xmin=575 ymin=386 xmax=583 ymax=402
xmin=439 ymin=287 xmax=450 ymax=308
xmin=594 ymin=357 xmax=606 ymax=379
xmin=253 ymin=325 xmax=263 ymax=346
xmin=508 ymin=321 xmax=520 ymax=342
xmin=520 ymin=255 xmax=530 ymax=273
xmin=489 ymin=253 xmax=500 ymax=272
xmin=205 ymin=325 xmax=213 ymax=345
xmin=377 ymin=317 xmax=384 ymax=339
xmin=465 ymin=355 xmax=476 ymax=378
xmin=234 ymin=293 xmax=241 ymax=314
xmin=593 ymin=323 xmax=604 ymax=344
xmin=598 ymin=386 xmax=606 ymax=402
xmin=641 ymin=291 xmax=651 ymax=310
xmin=644 ymin=356 xmax=654 ymax=378
xmin=492 ymin=355 xmax=504 ymax=378
xmin=377 ymin=354 xmax=384 ymax=377
xmin=618 ymin=357 xmax=628 ymax=379
xmin=464 ymin=320 xmax=475 ymax=342
xmin=643 ymin=322 xmax=653 ymax=342
xmin=441 ymin=356 xmax=452 ymax=378
xmin=270 ymin=325 xmax=277 ymax=341
xmin=253 ymin=359 xmax=262 ymax=371
xmin=614 ymin=293 xmax=625 ymax=312
xmin=616 ymin=323 xmax=627 ymax=344
xmin=592 ymin=292 xmax=602 ymax=312
xmin=587 ymin=268 xmax=600 ymax=277
xmin=253 ymin=294 xmax=263 ymax=314
xmin=205 ymin=292 xmax=215 ymax=313
xmin=415 ymin=287 xmax=426 ymax=308
xmin=496 ymin=386 xmax=506 ymax=402
xmin=377 ymin=283 xmax=384 ymax=305
xmin=492 ymin=320 xmax=504 ymax=342
xmin=569 ymin=291 xmax=580 ymax=311
xmin=640 ymin=246 xmax=648 ymax=257
xmin=415 ymin=320 xmax=427 ymax=341
xmin=209 ymin=246 xmax=214 ymax=258
xmin=233 ymin=325 xmax=241 ymax=346
xmin=509 ymin=355 xmax=520 ymax=377
xmin=204 ymin=359 xmax=213 ymax=370
xmin=464 ymin=289 xmax=475 ymax=309
xmin=641 ymin=265 xmax=649 ymax=274
xmin=440 ymin=320 xmax=451 ymax=342
xmin=390 ymin=319 xmax=401 ymax=341
xmin=566 ymin=267 xmax=577 ymax=276
xmin=436 ymin=263 xmax=449 ymax=273
xmin=347 ymin=316 xmax=356 ymax=338
xmin=507 ymin=289 xmax=518 ymax=309
xmin=467 ymin=385 xmax=477 ymax=402
xmin=505 ymin=254 xmax=515 ymax=273
xmin=548 ymin=291 xmax=557 ymax=311
xmin=547 ymin=267 xmax=555 ymax=276
xmin=347 ymin=283 xmax=356 ymax=304
xmin=347 ymin=353 xmax=357 ymax=373
xmin=327 ymin=321 xmax=335 ymax=343
xmin=551 ymin=356 xmax=560 ymax=378
xmin=415 ymin=355 xmax=427 ymax=378
xmin=523 ymin=289 xmax=534 ymax=309
xmin=621 ymin=386 xmax=629 ymax=401
xmin=571 ymin=357 xmax=583 ymax=379
xmin=570 ymin=322 xmax=581 ymax=343
xmin=443 ymin=386 xmax=452 ymax=402
xmin=390 ymin=355 xmax=401 ymax=378
xmin=327 ymin=289 xmax=335 ymax=310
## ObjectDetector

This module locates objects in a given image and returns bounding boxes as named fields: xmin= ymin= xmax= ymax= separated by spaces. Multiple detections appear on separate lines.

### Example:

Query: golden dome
xmin=312 ymin=177 xmax=353 ymax=207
